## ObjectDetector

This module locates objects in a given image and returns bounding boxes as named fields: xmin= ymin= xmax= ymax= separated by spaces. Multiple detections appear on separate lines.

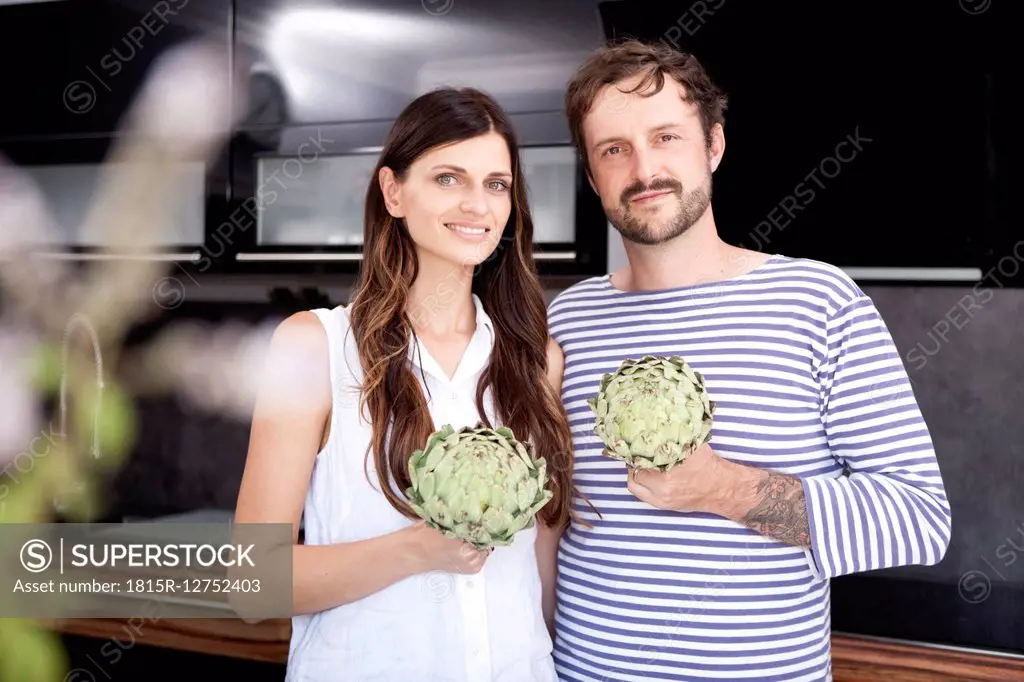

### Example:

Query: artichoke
xmin=405 ymin=424 xmax=553 ymax=550
xmin=587 ymin=355 xmax=715 ymax=471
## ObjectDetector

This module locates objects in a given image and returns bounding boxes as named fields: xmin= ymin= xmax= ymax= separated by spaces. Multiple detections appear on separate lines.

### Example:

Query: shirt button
xmin=466 ymin=579 xmax=473 ymax=589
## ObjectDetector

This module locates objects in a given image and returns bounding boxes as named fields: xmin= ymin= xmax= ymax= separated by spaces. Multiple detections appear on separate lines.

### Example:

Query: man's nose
xmin=631 ymin=148 xmax=656 ymax=185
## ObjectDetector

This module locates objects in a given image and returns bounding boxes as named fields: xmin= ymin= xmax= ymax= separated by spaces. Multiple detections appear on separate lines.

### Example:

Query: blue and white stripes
xmin=547 ymin=254 xmax=951 ymax=682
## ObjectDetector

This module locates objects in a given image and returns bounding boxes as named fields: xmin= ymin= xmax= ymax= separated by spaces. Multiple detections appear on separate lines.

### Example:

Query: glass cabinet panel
xmin=256 ymin=153 xmax=378 ymax=246
xmin=19 ymin=162 xmax=205 ymax=247
xmin=521 ymin=145 xmax=576 ymax=243
xmin=255 ymin=145 xmax=578 ymax=246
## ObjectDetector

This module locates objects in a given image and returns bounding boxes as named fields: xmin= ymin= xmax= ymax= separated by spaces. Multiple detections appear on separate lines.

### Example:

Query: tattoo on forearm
xmin=741 ymin=471 xmax=811 ymax=548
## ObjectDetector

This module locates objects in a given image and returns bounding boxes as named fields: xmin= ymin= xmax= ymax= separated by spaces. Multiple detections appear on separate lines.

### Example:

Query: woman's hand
xmin=406 ymin=521 xmax=491 ymax=574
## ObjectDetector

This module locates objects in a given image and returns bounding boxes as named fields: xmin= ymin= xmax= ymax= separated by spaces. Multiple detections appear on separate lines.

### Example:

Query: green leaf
xmin=422 ymin=440 xmax=447 ymax=472
xmin=409 ymin=502 xmax=428 ymax=520
xmin=527 ymin=489 xmax=554 ymax=516
xmin=73 ymin=378 xmax=136 ymax=465
xmin=419 ymin=471 xmax=436 ymax=500
xmin=28 ymin=343 xmax=63 ymax=395
xmin=488 ymin=484 xmax=506 ymax=510
xmin=407 ymin=449 xmax=427 ymax=487
xmin=0 ymin=620 xmax=69 ymax=682
xmin=516 ymin=481 xmax=533 ymax=512
xmin=481 ymin=507 xmax=511 ymax=535
xmin=510 ymin=511 xmax=532 ymax=533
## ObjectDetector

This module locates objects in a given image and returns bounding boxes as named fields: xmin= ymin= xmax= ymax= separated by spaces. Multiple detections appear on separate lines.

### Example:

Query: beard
xmin=608 ymin=171 xmax=712 ymax=246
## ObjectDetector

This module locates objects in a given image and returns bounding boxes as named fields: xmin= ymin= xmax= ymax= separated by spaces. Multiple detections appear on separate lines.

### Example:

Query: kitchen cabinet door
xmin=0 ymin=0 xmax=231 ymax=140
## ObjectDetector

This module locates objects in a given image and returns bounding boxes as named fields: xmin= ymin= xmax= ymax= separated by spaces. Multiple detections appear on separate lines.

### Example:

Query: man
xmin=546 ymin=39 xmax=951 ymax=682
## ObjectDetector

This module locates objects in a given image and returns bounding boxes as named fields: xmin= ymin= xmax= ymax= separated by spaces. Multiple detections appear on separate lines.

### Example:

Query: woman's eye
xmin=437 ymin=173 xmax=457 ymax=186
xmin=488 ymin=180 xmax=509 ymax=192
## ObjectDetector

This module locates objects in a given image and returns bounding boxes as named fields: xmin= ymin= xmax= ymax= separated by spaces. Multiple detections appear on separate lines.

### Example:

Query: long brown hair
xmin=347 ymin=87 xmax=577 ymax=530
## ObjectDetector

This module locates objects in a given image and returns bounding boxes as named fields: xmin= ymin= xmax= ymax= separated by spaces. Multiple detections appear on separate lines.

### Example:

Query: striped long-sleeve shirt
xmin=547 ymin=254 xmax=952 ymax=682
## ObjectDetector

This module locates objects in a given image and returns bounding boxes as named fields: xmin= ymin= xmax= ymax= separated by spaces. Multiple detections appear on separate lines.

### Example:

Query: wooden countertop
xmin=48 ymin=617 xmax=290 ymax=665
xmin=46 ymin=618 xmax=1024 ymax=680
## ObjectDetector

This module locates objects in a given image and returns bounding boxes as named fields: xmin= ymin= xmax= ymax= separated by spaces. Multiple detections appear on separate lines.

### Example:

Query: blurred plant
xmin=0 ymin=40 xmax=253 ymax=682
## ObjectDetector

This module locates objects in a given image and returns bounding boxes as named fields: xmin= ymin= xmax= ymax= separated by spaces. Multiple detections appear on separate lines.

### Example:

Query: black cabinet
xmin=598 ymin=0 xmax=1018 ymax=284
xmin=0 ymin=135 xmax=216 ymax=254
xmin=0 ymin=0 xmax=230 ymax=139
xmin=230 ymin=0 xmax=601 ymax=126
xmin=225 ymin=0 xmax=609 ymax=276
xmin=0 ymin=0 xmax=232 ymax=257
xmin=2 ymin=0 xmax=610 ymax=275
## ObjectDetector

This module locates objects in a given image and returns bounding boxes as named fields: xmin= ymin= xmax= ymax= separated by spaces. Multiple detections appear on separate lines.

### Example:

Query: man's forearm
xmin=710 ymin=458 xmax=811 ymax=548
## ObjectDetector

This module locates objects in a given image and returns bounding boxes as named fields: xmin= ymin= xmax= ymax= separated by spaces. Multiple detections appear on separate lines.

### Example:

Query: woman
xmin=233 ymin=87 xmax=575 ymax=681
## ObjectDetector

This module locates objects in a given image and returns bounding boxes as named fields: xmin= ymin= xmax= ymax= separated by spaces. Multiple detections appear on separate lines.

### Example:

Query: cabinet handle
xmin=236 ymin=251 xmax=579 ymax=262
xmin=235 ymin=253 xmax=363 ymax=261
xmin=839 ymin=266 xmax=983 ymax=282
xmin=533 ymin=251 xmax=576 ymax=260
xmin=16 ymin=252 xmax=200 ymax=262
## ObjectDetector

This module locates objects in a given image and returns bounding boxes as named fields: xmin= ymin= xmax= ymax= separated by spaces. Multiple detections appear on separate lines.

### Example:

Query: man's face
xmin=583 ymin=74 xmax=722 ymax=245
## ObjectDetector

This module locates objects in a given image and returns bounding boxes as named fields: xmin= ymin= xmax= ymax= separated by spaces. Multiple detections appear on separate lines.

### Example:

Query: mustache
xmin=620 ymin=177 xmax=683 ymax=204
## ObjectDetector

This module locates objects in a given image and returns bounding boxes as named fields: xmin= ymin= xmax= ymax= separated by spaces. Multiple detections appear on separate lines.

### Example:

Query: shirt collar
xmin=409 ymin=293 xmax=494 ymax=385
xmin=472 ymin=292 xmax=495 ymax=338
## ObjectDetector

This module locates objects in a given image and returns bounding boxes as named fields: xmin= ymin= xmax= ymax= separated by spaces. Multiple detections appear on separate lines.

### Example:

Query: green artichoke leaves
xmin=587 ymin=355 xmax=716 ymax=472
xmin=405 ymin=424 xmax=553 ymax=550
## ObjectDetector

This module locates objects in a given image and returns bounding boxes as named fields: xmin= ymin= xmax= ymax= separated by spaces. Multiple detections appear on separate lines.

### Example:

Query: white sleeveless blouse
xmin=286 ymin=296 xmax=557 ymax=682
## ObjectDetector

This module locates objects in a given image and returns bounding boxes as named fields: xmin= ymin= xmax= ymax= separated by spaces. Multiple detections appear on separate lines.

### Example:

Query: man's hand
xmin=625 ymin=444 xmax=812 ymax=548
xmin=626 ymin=444 xmax=729 ymax=513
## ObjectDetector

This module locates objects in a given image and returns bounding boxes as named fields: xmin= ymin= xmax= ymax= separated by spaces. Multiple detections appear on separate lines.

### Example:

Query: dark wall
xmin=864 ymin=283 xmax=1024 ymax=587
xmin=100 ymin=298 xmax=298 ymax=519
xmin=827 ymin=283 xmax=1024 ymax=654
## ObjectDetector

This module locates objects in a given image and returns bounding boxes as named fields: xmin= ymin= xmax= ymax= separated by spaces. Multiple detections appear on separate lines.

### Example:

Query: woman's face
xmin=380 ymin=131 xmax=513 ymax=269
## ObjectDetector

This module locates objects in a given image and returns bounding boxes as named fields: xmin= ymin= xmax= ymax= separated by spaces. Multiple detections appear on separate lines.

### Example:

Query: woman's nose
xmin=459 ymin=187 xmax=489 ymax=216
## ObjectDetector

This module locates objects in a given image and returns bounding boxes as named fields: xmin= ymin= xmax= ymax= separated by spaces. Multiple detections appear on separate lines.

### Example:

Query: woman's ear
xmin=378 ymin=167 xmax=404 ymax=218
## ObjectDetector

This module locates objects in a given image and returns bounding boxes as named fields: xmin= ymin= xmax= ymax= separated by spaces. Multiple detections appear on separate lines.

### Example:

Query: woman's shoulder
xmin=545 ymin=336 xmax=562 ymax=365
xmin=249 ymin=310 xmax=339 ymax=414
xmin=265 ymin=304 xmax=351 ymax=367
xmin=263 ymin=310 xmax=333 ymax=367
xmin=545 ymin=337 xmax=564 ymax=387
xmin=280 ymin=304 xmax=352 ymax=340
xmin=274 ymin=308 xmax=334 ymax=340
